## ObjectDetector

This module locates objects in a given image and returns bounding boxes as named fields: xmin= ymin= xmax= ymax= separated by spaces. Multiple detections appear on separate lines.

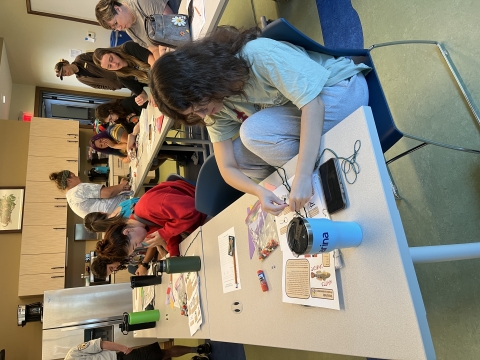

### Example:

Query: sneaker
xmin=191 ymin=356 xmax=209 ymax=360
xmin=196 ymin=342 xmax=212 ymax=355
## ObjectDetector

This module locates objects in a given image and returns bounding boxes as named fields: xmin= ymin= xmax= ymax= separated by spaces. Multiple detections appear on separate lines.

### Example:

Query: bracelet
xmin=140 ymin=262 xmax=150 ymax=270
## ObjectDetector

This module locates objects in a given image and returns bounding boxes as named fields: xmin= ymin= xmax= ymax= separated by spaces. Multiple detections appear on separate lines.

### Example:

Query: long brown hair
xmin=149 ymin=26 xmax=259 ymax=126
xmin=95 ymin=218 xmax=130 ymax=259
xmin=95 ymin=99 xmax=132 ymax=121
xmin=91 ymin=255 xmax=128 ymax=278
xmin=84 ymin=212 xmax=123 ymax=233
xmin=93 ymin=43 xmax=150 ymax=83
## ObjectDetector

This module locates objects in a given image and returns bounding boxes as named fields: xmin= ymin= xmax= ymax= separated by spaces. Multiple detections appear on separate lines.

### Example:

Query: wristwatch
xmin=140 ymin=262 xmax=150 ymax=270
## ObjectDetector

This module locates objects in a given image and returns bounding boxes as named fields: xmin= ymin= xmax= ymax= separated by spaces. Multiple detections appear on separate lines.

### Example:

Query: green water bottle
xmin=158 ymin=256 xmax=201 ymax=274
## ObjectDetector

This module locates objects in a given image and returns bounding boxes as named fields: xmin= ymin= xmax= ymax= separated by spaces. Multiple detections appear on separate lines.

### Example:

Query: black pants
xmin=116 ymin=343 xmax=162 ymax=360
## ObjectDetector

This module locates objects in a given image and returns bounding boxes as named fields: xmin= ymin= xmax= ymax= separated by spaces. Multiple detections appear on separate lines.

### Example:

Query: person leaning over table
xmin=84 ymin=198 xmax=162 ymax=276
xmin=63 ymin=337 xmax=212 ymax=360
xmin=54 ymin=53 xmax=123 ymax=90
xmin=49 ymin=170 xmax=130 ymax=218
xmin=149 ymin=25 xmax=370 ymax=216
xmin=95 ymin=96 xmax=147 ymax=129
xmin=95 ymin=0 xmax=181 ymax=59
xmin=96 ymin=179 xmax=207 ymax=260
xmin=93 ymin=42 xmax=155 ymax=106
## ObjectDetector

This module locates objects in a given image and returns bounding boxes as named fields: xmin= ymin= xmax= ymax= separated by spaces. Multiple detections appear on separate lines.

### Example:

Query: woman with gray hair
xmin=49 ymin=170 xmax=131 ymax=219
xmin=95 ymin=0 xmax=181 ymax=59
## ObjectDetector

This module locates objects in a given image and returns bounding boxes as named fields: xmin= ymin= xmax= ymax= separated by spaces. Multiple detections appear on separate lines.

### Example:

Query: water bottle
xmin=157 ymin=256 xmax=201 ymax=274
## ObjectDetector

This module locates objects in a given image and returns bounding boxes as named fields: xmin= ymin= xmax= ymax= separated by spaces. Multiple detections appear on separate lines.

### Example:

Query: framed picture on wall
xmin=26 ymin=0 xmax=99 ymax=26
xmin=0 ymin=187 xmax=25 ymax=234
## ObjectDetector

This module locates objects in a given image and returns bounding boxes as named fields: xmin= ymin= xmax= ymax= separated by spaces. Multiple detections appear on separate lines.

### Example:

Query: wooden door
xmin=26 ymin=157 xmax=79 ymax=182
xmin=21 ymin=226 xmax=67 ymax=255
xmin=18 ymin=273 xmax=65 ymax=296
xmin=24 ymin=182 xmax=67 ymax=203
xmin=23 ymin=202 xmax=67 ymax=226
xmin=19 ymin=253 xmax=65 ymax=275
xmin=30 ymin=117 xmax=79 ymax=139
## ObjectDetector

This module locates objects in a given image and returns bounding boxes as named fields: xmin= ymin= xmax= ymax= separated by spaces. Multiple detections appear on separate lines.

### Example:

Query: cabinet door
xmin=26 ymin=157 xmax=78 ymax=182
xmin=19 ymin=253 xmax=65 ymax=275
xmin=23 ymin=202 xmax=67 ymax=226
xmin=24 ymin=182 xmax=67 ymax=203
xmin=30 ymin=117 xmax=79 ymax=139
xmin=21 ymin=226 xmax=67 ymax=255
xmin=28 ymin=136 xmax=79 ymax=159
xmin=18 ymin=273 xmax=65 ymax=297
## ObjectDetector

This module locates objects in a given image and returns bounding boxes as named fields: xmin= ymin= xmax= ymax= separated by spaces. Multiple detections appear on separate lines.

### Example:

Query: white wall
xmin=0 ymin=1 xmax=130 ymax=96
xmin=8 ymin=84 xmax=36 ymax=121
xmin=0 ymin=39 xmax=12 ymax=120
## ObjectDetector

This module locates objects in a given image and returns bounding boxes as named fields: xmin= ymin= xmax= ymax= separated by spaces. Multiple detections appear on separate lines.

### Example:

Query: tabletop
xmin=200 ymin=107 xmax=435 ymax=360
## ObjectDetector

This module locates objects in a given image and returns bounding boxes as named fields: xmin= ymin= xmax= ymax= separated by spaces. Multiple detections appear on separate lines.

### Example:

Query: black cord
xmin=182 ymin=230 xmax=202 ymax=256
xmin=317 ymin=140 xmax=362 ymax=184
xmin=274 ymin=166 xmax=307 ymax=218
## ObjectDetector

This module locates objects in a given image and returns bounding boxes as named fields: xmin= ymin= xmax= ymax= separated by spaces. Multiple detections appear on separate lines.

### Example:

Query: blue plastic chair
xmin=261 ymin=18 xmax=480 ymax=197
xmin=195 ymin=154 xmax=244 ymax=217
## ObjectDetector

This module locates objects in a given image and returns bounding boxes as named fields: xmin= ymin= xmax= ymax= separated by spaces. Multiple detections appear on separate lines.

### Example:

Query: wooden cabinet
xmin=21 ymin=226 xmax=67 ymax=255
xmin=30 ymin=117 xmax=79 ymax=139
xmin=18 ymin=273 xmax=65 ymax=297
xmin=19 ymin=253 xmax=65 ymax=275
xmin=19 ymin=118 xmax=79 ymax=297
xmin=24 ymin=181 xmax=67 ymax=203
xmin=28 ymin=136 xmax=79 ymax=158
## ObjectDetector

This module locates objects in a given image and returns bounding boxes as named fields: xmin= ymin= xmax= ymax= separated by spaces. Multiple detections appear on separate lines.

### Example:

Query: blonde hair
xmin=93 ymin=44 xmax=150 ymax=83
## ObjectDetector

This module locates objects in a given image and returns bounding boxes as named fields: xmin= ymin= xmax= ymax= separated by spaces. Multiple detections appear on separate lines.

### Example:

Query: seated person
xmin=54 ymin=53 xmax=123 ymax=90
xmin=64 ymin=337 xmax=211 ymax=360
xmin=91 ymin=248 xmax=160 ymax=277
xmin=90 ymin=123 xmax=196 ymax=167
xmin=96 ymin=179 xmax=207 ymax=259
xmin=49 ymin=170 xmax=130 ymax=218
xmin=94 ymin=96 xmax=147 ymax=134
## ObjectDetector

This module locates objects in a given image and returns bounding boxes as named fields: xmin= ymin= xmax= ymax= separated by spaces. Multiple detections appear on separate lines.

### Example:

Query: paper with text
xmin=185 ymin=271 xmax=203 ymax=336
xmin=218 ymin=227 xmax=241 ymax=293
xmin=273 ymin=173 xmax=339 ymax=310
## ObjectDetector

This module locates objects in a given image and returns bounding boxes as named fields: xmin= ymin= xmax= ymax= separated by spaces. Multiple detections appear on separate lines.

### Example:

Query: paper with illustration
xmin=273 ymin=173 xmax=340 ymax=310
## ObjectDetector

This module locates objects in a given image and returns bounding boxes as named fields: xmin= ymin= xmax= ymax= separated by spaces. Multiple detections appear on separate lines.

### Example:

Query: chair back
xmin=261 ymin=18 xmax=402 ymax=153
xmin=195 ymin=154 xmax=244 ymax=217
xmin=165 ymin=173 xmax=196 ymax=186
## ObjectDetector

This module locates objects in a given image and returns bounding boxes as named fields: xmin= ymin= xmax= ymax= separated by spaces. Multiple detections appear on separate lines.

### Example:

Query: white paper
xmin=217 ymin=227 xmax=241 ymax=293
xmin=273 ymin=173 xmax=340 ymax=310
xmin=185 ymin=271 xmax=203 ymax=336
xmin=70 ymin=49 xmax=82 ymax=58
xmin=190 ymin=0 xmax=206 ymax=40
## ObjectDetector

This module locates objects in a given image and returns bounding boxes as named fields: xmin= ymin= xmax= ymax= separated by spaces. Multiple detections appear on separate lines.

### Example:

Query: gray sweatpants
xmin=233 ymin=73 xmax=369 ymax=180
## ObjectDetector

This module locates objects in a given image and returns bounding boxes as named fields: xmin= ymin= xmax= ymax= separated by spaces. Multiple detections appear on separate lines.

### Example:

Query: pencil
xmin=232 ymin=250 xmax=238 ymax=288
xmin=194 ymin=6 xmax=201 ymax=16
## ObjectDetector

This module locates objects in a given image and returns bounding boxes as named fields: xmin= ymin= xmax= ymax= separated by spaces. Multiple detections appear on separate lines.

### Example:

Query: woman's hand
xmin=135 ymin=265 xmax=148 ymax=276
xmin=124 ymin=346 xmax=132 ymax=355
xmin=104 ymin=138 xmax=116 ymax=148
xmin=289 ymin=173 xmax=313 ymax=212
xmin=143 ymin=231 xmax=167 ymax=248
xmin=257 ymin=187 xmax=288 ymax=216
xmin=135 ymin=91 xmax=148 ymax=106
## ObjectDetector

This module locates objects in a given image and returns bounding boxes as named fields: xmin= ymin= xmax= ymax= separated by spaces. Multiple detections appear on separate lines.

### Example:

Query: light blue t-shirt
xmin=205 ymin=38 xmax=371 ymax=143
xmin=118 ymin=197 xmax=139 ymax=218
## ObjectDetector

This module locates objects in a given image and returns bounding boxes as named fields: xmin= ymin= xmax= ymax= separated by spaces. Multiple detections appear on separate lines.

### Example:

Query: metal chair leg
xmin=369 ymin=40 xmax=480 ymax=127
xmin=386 ymin=163 xmax=401 ymax=200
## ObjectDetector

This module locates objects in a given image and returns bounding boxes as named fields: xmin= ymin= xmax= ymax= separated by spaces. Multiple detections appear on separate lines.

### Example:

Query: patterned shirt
xmin=64 ymin=338 xmax=116 ymax=360
xmin=66 ymin=183 xmax=127 ymax=218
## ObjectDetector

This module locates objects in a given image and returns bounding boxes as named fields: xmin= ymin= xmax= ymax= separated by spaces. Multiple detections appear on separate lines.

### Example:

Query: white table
xmin=179 ymin=0 xmax=229 ymax=38
xmin=130 ymin=104 xmax=173 ymax=196
xmin=200 ymin=107 xmax=436 ymax=360
xmin=134 ymin=228 xmax=210 ymax=339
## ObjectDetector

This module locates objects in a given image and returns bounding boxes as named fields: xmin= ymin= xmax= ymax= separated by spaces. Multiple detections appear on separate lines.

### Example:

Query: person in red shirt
xmin=97 ymin=179 xmax=206 ymax=259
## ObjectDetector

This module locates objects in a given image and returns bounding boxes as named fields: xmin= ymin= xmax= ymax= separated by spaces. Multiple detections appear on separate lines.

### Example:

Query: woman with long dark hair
xmin=149 ymin=26 xmax=370 ymax=215
xmin=93 ymin=41 xmax=154 ymax=106
xmin=95 ymin=96 xmax=147 ymax=126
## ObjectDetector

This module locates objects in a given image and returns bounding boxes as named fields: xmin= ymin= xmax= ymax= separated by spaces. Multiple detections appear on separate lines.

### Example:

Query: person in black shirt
xmin=93 ymin=41 xmax=154 ymax=106
xmin=54 ymin=53 xmax=123 ymax=90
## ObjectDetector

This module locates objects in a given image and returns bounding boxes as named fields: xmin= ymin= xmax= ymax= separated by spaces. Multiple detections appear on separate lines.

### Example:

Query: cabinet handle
xmin=53 ymin=227 xmax=66 ymax=230
xmin=55 ymin=197 xmax=67 ymax=200
xmin=51 ymin=266 xmax=65 ymax=269
xmin=67 ymin=140 xmax=79 ymax=143
xmin=51 ymin=276 xmax=65 ymax=279
xmin=67 ymin=133 xmax=78 ymax=136
xmin=54 ymin=205 xmax=67 ymax=208
xmin=66 ymin=159 xmax=78 ymax=162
